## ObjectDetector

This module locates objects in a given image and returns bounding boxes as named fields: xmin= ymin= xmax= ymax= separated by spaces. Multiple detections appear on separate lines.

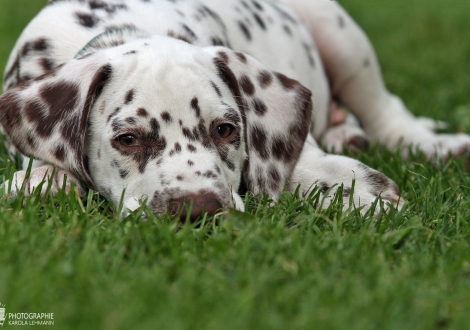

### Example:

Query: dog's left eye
xmin=117 ymin=134 xmax=139 ymax=147
xmin=216 ymin=124 xmax=235 ymax=139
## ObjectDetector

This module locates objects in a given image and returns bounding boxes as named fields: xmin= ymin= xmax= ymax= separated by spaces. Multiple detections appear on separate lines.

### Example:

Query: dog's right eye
xmin=117 ymin=134 xmax=139 ymax=147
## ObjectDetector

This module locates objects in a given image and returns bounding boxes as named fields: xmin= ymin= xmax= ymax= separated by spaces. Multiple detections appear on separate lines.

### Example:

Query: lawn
xmin=1 ymin=0 xmax=470 ymax=329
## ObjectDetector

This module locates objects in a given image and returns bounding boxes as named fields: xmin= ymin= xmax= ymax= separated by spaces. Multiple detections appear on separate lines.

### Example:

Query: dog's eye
xmin=118 ymin=134 xmax=139 ymax=147
xmin=216 ymin=124 xmax=235 ymax=139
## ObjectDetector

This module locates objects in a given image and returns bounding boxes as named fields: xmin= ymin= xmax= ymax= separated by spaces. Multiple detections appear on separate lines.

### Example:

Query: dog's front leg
xmin=288 ymin=137 xmax=404 ymax=212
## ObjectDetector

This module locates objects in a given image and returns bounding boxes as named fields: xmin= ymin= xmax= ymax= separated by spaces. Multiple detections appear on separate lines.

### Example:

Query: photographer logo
xmin=0 ymin=303 xmax=5 ymax=327
xmin=0 ymin=303 xmax=54 ymax=327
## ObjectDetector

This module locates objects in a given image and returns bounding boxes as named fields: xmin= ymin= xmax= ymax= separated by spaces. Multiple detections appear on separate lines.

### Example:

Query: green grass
xmin=1 ymin=0 xmax=470 ymax=329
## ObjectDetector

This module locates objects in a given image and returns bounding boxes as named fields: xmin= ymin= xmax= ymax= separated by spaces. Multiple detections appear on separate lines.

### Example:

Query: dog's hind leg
xmin=280 ymin=0 xmax=470 ymax=158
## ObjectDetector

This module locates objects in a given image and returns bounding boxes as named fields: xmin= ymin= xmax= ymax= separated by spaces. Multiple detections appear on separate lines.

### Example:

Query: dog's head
xmin=0 ymin=35 xmax=312 ymax=218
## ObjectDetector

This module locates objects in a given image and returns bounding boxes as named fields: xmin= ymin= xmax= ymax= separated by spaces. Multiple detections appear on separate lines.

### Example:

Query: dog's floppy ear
xmin=0 ymin=53 xmax=112 ymax=188
xmin=205 ymin=47 xmax=313 ymax=199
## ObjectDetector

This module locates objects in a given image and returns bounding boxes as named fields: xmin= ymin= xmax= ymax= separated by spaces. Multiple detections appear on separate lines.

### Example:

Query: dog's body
xmin=0 ymin=0 xmax=468 ymax=217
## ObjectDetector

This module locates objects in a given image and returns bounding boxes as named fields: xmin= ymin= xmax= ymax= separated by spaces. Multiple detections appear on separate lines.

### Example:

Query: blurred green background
xmin=0 ymin=0 xmax=47 ymax=75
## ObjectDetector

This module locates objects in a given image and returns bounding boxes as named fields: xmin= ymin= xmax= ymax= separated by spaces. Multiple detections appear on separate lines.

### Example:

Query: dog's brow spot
xmin=161 ymin=111 xmax=173 ymax=123
xmin=183 ymin=127 xmax=196 ymax=141
xmin=150 ymin=117 xmax=160 ymax=132
xmin=210 ymin=81 xmax=222 ymax=97
xmin=33 ymin=38 xmax=49 ymax=51
xmin=39 ymin=58 xmax=55 ymax=71
xmin=124 ymin=89 xmax=135 ymax=104
xmin=175 ymin=142 xmax=182 ymax=152
xmin=190 ymin=97 xmax=201 ymax=117
xmin=75 ymin=12 xmax=99 ymax=28
xmin=204 ymin=170 xmax=217 ymax=179
xmin=187 ymin=144 xmax=197 ymax=152
xmin=125 ymin=117 xmax=137 ymax=125
xmin=137 ymin=107 xmax=149 ymax=117
xmin=107 ymin=107 xmax=121 ymax=123
xmin=111 ymin=118 xmax=124 ymax=132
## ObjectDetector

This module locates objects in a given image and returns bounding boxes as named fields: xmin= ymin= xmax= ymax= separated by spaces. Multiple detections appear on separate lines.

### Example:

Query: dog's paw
xmin=2 ymin=165 xmax=84 ymax=198
xmin=322 ymin=102 xmax=370 ymax=154
xmin=433 ymin=133 xmax=470 ymax=161
xmin=321 ymin=123 xmax=370 ymax=154
xmin=369 ymin=95 xmax=470 ymax=161
xmin=397 ymin=131 xmax=470 ymax=161
xmin=290 ymin=146 xmax=404 ymax=213
xmin=315 ymin=162 xmax=404 ymax=212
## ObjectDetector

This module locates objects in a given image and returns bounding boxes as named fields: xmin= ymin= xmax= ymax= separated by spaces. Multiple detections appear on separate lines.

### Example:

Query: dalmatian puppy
xmin=0 ymin=0 xmax=467 ymax=218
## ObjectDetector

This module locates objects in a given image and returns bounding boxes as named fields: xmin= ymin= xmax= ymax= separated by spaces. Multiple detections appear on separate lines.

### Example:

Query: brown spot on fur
xmin=240 ymin=75 xmax=255 ymax=96
xmin=257 ymin=70 xmax=273 ymax=88
xmin=124 ymin=89 xmax=135 ymax=104
xmin=137 ymin=108 xmax=149 ymax=117
xmin=190 ymin=97 xmax=201 ymax=117
xmin=275 ymin=72 xmax=299 ymax=90
xmin=75 ymin=12 xmax=100 ymax=28
xmin=250 ymin=125 xmax=269 ymax=160
xmin=252 ymin=98 xmax=267 ymax=116
xmin=235 ymin=52 xmax=247 ymax=63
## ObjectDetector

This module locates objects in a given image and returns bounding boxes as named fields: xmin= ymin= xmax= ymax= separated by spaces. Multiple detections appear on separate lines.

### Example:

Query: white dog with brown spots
xmin=1 ymin=0 xmax=467 ymax=218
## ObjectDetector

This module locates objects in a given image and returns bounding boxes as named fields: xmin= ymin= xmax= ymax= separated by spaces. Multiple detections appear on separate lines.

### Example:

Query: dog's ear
xmin=0 ymin=53 xmax=113 ymax=188
xmin=205 ymin=47 xmax=313 ymax=199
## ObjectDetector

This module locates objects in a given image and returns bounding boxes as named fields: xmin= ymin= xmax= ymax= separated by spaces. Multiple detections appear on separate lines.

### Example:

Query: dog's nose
xmin=169 ymin=194 xmax=223 ymax=222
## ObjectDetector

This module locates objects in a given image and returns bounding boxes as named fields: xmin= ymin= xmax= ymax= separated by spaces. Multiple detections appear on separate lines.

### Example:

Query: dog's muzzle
xmin=169 ymin=193 xmax=224 ymax=222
